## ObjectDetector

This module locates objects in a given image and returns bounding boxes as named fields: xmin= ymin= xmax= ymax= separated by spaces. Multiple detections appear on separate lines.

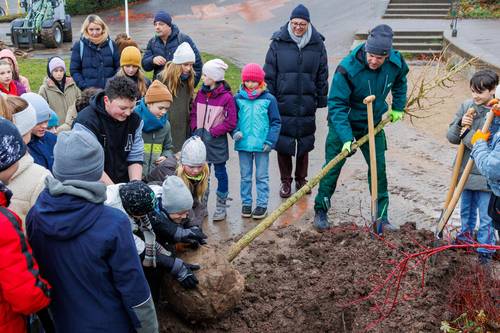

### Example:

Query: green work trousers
xmin=314 ymin=127 xmax=389 ymax=220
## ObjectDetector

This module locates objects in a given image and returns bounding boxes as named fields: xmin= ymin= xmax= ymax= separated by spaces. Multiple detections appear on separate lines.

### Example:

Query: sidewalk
xmin=356 ymin=18 xmax=500 ymax=70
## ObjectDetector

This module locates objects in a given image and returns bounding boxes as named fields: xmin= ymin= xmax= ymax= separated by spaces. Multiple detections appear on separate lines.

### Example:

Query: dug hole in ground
xmin=158 ymin=64 xmax=500 ymax=332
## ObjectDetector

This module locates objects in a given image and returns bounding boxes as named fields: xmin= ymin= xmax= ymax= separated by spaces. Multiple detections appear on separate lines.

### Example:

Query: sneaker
xmin=252 ymin=206 xmax=268 ymax=219
xmin=241 ymin=205 xmax=252 ymax=218
xmin=453 ymin=231 xmax=475 ymax=245
xmin=313 ymin=208 xmax=331 ymax=231
xmin=296 ymin=179 xmax=312 ymax=194
xmin=478 ymin=252 xmax=493 ymax=265
xmin=280 ymin=181 xmax=292 ymax=198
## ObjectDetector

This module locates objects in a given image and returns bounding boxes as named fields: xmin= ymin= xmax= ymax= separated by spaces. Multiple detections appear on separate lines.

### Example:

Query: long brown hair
xmin=0 ymin=93 xmax=11 ymax=120
xmin=176 ymin=163 xmax=209 ymax=201
xmin=158 ymin=61 xmax=194 ymax=98
xmin=116 ymin=67 xmax=148 ymax=97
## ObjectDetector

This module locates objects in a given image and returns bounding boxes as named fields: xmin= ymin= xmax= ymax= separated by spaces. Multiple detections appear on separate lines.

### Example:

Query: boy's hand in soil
xmin=389 ymin=109 xmax=404 ymax=123
xmin=174 ymin=226 xmax=207 ymax=247
xmin=173 ymin=259 xmax=200 ymax=289
xmin=471 ymin=130 xmax=490 ymax=145
xmin=461 ymin=113 xmax=473 ymax=127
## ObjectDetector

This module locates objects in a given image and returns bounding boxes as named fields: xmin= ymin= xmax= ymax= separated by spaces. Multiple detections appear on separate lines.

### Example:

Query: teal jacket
xmin=328 ymin=43 xmax=409 ymax=143
xmin=234 ymin=87 xmax=281 ymax=152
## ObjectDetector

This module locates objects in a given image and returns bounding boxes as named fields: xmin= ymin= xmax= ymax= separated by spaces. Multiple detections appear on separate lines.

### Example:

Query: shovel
xmin=363 ymin=95 xmax=380 ymax=234
xmin=437 ymin=107 xmax=476 ymax=222
xmin=434 ymin=109 xmax=496 ymax=242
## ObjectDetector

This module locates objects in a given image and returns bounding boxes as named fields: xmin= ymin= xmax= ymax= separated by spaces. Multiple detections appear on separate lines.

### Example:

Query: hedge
xmin=66 ymin=0 xmax=137 ymax=15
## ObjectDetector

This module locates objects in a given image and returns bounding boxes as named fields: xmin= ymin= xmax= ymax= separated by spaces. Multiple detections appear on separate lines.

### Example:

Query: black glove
xmin=172 ymin=258 xmax=200 ymax=289
xmin=174 ymin=226 xmax=208 ymax=248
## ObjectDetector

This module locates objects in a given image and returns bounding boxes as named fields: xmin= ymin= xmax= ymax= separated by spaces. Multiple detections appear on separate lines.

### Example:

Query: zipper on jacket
xmin=200 ymin=96 xmax=209 ymax=141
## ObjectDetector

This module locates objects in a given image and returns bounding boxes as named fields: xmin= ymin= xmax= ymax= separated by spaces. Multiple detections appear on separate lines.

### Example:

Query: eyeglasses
xmin=291 ymin=22 xmax=308 ymax=28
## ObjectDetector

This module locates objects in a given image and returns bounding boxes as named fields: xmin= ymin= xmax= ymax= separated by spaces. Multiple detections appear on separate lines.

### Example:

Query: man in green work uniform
xmin=314 ymin=24 xmax=409 ymax=231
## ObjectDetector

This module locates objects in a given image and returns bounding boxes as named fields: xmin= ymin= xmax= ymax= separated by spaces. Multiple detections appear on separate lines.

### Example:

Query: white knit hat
xmin=180 ymin=136 xmax=206 ymax=167
xmin=12 ymin=103 xmax=37 ymax=136
xmin=202 ymin=58 xmax=228 ymax=82
xmin=172 ymin=42 xmax=195 ymax=65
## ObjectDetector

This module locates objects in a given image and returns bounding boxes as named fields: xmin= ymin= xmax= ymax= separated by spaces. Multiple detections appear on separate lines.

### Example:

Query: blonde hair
xmin=81 ymin=15 xmax=109 ymax=43
xmin=176 ymin=163 xmax=209 ymax=201
xmin=158 ymin=61 xmax=194 ymax=98
xmin=0 ymin=94 xmax=11 ymax=121
xmin=6 ymin=96 xmax=28 ymax=115
xmin=116 ymin=67 xmax=148 ymax=97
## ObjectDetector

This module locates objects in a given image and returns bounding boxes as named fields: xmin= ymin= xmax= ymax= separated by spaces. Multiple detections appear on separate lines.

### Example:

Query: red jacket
xmin=0 ymin=189 xmax=51 ymax=333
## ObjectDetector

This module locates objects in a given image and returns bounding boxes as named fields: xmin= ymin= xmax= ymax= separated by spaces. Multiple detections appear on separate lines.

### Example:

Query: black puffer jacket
xmin=264 ymin=24 xmax=329 ymax=156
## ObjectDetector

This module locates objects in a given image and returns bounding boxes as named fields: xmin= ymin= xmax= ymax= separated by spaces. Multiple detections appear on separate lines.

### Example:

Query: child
xmin=0 ymin=48 xmax=30 ymax=92
xmin=190 ymin=59 xmax=237 ymax=221
xmin=0 ymin=118 xmax=51 ymax=333
xmin=446 ymin=69 xmax=499 ymax=263
xmin=135 ymin=80 xmax=174 ymax=178
xmin=56 ymin=87 xmax=102 ymax=133
xmin=0 ymin=59 xmax=26 ymax=96
xmin=471 ymin=103 xmax=500 ymax=238
xmin=145 ymin=136 xmax=210 ymax=227
xmin=22 ymin=93 xmax=58 ymax=171
xmin=38 ymin=56 xmax=81 ymax=125
xmin=47 ymin=110 xmax=59 ymax=134
xmin=159 ymin=42 xmax=196 ymax=152
xmin=117 ymin=46 xmax=151 ymax=98
xmin=234 ymin=63 xmax=281 ymax=219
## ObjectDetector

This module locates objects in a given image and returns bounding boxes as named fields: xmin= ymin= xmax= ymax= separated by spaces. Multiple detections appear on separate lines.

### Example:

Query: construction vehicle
xmin=10 ymin=0 xmax=72 ymax=49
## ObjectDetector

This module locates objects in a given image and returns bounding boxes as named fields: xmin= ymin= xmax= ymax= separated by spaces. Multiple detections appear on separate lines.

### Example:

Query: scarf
xmin=87 ymin=32 xmax=109 ymax=47
xmin=287 ymin=21 xmax=312 ymax=50
xmin=135 ymin=99 xmax=168 ymax=133
xmin=0 ymin=81 xmax=17 ymax=96
xmin=242 ymin=82 xmax=267 ymax=100
xmin=180 ymin=73 xmax=190 ymax=81
xmin=49 ymin=76 xmax=66 ymax=93
xmin=135 ymin=213 xmax=170 ymax=267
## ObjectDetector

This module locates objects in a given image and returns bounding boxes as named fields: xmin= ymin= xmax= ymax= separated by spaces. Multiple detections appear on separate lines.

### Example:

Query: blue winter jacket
xmin=472 ymin=120 xmax=500 ymax=196
xmin=70 ymin=37 xmax=120 ymax=90
xmin=26 ymin=181 xmax=151 ymax=333
xmin=142 ymin=25 xmax=203 ymax=86
xmin=234 ymin=87 xmax=281 ymax=152
xmin=27 ymin=131 xmax=57 ymax=171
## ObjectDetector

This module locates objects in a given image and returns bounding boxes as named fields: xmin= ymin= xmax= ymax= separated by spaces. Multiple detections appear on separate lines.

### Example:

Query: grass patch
xmin=18 ymin=53 xmax=242 ymax=93
xmin=459 ymin=0 xmax=500 ymax=18
xmin=0 ymin=13 xmax=25 ymax=23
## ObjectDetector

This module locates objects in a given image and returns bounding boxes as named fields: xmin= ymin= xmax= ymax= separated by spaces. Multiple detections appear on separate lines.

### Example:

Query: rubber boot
xmin=213 ymin=192 xmax=230 ymax=221
xmin=313 ymin=197 xmax=331 ymax=231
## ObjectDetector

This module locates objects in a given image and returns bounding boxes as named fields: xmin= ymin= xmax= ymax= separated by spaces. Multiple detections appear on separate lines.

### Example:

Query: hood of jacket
xmin=135 ymin=98 xmax=168 ymax=132
xmin=271 ymin=23 xmax=325 ymax=45
xmin=31 ymin=176 xmax=106 ymax=240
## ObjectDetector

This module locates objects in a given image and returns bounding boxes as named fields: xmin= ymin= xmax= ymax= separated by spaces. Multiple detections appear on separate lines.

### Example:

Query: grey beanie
xmin=161 ymin=176 xmax=193 ymax=213
xmin=365 ymin=24 xmax=393 ymax=56
xmin=53 ymin=130 xmax=104 ymax=182
xmin=180 ymin=136 xmax=206 ymax=167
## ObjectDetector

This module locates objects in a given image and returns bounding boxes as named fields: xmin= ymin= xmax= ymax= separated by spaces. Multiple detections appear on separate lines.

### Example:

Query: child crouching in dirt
xmin=106 ymin=179 xmax=207 ymax=299
xmin=145 ymin=136 xmax=210 ymax=227
xmin=446 ymin=69 xmax=498 ymax=264
xmin=233 ymin=63 xmax=281 ymax=219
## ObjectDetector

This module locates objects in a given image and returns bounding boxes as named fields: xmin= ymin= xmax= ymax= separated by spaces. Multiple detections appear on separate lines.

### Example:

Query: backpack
xmin=79 ymin=39 xmax=114 ymax=61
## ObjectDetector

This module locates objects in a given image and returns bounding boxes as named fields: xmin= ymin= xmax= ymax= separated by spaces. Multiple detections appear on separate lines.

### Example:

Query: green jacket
xmin=328 ymin=43 xmax=409 ymax=143
xmin=142 ymin=123 xmax=174 ymax=179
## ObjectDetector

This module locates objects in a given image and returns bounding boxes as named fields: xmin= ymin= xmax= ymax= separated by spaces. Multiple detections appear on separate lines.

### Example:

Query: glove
xmin=471 ymin=130 xmax=490 ymax=145
xmin=172 ymin=258 xmax=200 ymax=289
xmin=174 ymin=226 xmax=208 ymax=248
xmin=389 ymin=109 xmax=404 ymax=123
xmin=233 ymin=131 xmax=243 ymax=141
xmin=262 ymin=144 xmax=272 ymax=153
xmin=342 ymin=141 xmax=356 ymax=157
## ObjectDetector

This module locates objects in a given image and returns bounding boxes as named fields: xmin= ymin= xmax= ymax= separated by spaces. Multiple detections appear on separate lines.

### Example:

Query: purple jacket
xmin=190 ymin=82 xmax=237 ymax=164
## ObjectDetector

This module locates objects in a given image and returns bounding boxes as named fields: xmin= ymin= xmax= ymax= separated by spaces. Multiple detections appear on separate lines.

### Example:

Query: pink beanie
xmin=48 ymin=57 xmax=66 ymax=73
xmin=241 ymin=63 xmax=265 ymax=83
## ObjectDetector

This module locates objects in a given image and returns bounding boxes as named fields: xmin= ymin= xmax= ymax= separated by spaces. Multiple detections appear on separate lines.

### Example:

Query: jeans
xmin=239 ymin=151 xmax=270 ymax=207
xmin=460 ymin=189 xmax=497 ymax=253
xmin=210 ymin=162 xmax=228 ymax=195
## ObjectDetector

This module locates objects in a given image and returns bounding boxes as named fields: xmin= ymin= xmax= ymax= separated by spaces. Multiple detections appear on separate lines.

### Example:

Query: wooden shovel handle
xmin=365 ymin=95 xmax=378 ymax=226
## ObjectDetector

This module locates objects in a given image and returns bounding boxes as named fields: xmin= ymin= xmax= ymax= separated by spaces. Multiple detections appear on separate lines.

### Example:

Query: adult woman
xmin=70 ymin=15 xmax=120 ymax=90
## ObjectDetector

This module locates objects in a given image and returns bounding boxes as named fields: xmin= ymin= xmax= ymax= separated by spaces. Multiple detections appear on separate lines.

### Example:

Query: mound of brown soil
xmin=158 ymin=222 xmax=496 ymax=332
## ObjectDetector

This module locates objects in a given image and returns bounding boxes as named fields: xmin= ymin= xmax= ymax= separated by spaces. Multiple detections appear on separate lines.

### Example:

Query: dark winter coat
xmin=169 ymin=81 xmax=192 ymax=153
xmin=74 ymin=91 xmax=144 ymax=184
xmin=190 ymin=83 xmax=237 ymax=164
xmin=70 ymin=37 xmax=120 ymax=90
xmin=26 ymin=178 xmax=151 ymax=333
xmin=264 ymin=24 xmax=329 ymax=156
xmin=142 ymin=25 xmax=203 ymax=86
xmin=27 ymin=132 xmax=57 ymax=171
